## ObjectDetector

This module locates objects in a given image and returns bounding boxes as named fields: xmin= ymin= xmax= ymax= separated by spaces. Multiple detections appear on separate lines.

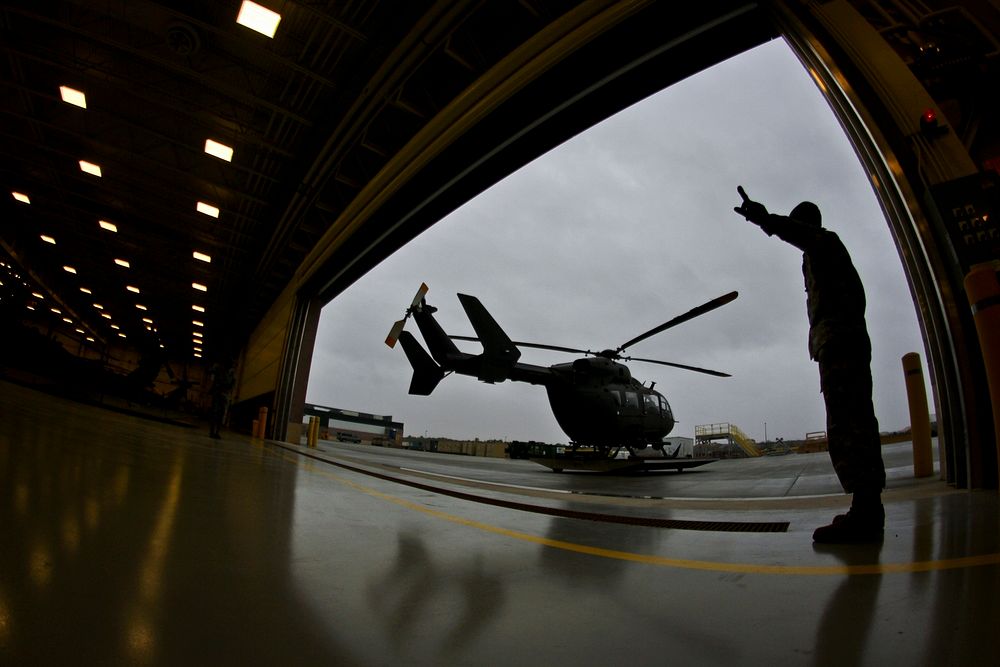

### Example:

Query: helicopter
xmin=386 ymin=284 xmax=737 ymax=459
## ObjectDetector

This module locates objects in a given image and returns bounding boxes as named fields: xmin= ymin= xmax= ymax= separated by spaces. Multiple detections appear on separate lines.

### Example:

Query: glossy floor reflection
xmin=2 ymin=380 xmax=998 ymax=666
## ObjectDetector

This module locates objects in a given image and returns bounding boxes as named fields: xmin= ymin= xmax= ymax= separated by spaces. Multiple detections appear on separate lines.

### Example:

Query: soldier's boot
xmin=813 ymin=500 xmax=884 ymax=544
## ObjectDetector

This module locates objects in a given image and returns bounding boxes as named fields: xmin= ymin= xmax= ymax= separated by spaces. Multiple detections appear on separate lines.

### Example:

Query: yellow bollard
xmin=308 ymin=416 xmax=319 ymax=448
xmin=902 ymin=352 xmax=933 ymax=478
xmin=257 ymin=407 xmax=269 ymax=440
xmin=964 ymin=262 xmax=1000 ymax=485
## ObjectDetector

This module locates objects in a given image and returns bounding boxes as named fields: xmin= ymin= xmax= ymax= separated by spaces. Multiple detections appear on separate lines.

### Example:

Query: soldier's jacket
xmin=757 ymin=215 xmax=870 ymax=360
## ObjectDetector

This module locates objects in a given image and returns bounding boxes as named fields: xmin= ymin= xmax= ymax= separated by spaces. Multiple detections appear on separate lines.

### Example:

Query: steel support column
xmin=271 ymin=293 xmax=323 ymax=443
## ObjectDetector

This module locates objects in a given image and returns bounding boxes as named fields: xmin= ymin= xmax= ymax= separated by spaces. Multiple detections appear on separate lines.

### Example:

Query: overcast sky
xmin=306 ymin=38 xmax=930 ymax=444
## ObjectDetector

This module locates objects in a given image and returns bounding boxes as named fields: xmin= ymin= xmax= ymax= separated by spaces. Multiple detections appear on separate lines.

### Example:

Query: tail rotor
xmin=385 ymin=283 xmax=429 ymax=348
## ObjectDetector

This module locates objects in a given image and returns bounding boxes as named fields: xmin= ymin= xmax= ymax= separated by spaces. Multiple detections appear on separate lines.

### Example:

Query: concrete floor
xmin=2 ymin=380 xmax=998 ymax=666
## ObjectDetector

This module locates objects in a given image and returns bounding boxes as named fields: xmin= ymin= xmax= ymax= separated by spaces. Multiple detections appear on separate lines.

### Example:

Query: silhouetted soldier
xmin=208 ymin=361 xmax=236 ymax=439
xmin=733 ymin=186 xmax=886 ymax=543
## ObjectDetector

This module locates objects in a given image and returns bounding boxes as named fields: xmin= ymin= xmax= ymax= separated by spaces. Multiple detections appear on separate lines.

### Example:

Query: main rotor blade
xmin=624 ymin=356 xmax=731 ymax=377
xmin=616 ymin=290 xmax=738 ymax=353
xmin=449 ymin=336 xmax=590 ymax=356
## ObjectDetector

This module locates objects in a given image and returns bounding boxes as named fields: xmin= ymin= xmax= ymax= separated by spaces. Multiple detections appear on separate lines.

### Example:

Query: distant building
xmin=662 ymin=436 xmax=694 ymax=458
xmin=302 ymin=403 xmax=403 ymax=446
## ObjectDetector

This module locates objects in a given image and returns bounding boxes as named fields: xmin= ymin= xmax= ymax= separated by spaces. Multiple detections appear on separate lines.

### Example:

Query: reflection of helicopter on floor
xmin=386 ymin=284 xmax=737 ymax=459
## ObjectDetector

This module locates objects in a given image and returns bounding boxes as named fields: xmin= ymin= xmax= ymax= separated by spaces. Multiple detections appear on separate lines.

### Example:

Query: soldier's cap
xmin=790 ymin=201 xmax=822 ymax=227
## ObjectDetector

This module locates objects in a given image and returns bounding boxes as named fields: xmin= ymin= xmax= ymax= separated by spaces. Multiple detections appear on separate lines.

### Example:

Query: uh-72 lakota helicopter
xmin=385 ymin=284 xmax=738 ymax=463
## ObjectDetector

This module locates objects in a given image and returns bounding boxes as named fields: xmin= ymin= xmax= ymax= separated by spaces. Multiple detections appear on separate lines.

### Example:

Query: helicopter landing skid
xmin=528 ymin=456 xmax=717 ymax=474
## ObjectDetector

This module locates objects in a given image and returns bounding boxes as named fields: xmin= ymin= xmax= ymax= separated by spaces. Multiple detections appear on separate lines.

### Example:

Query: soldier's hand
xmin=733 ymin=185 xmax=768 ymax=224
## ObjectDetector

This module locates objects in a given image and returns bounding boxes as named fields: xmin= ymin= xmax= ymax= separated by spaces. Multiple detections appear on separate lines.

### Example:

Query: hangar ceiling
xmin=1 ymin=0 xmax=774 ymax=366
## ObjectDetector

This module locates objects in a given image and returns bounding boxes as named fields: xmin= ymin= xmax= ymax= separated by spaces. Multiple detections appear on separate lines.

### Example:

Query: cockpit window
xmin=644 ymin=393 xmax=659 ymax=415
xmin=624 ymin=392 xmax=639 ymax=410
xmin=659 ymin=395 xmax=673 ymax=419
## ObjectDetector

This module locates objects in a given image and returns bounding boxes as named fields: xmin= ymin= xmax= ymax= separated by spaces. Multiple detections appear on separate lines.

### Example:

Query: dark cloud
xmin=307 ymin=39 xmax=928 ymax=443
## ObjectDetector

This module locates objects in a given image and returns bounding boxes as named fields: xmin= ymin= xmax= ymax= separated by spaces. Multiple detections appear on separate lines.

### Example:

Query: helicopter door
xmin=622 ymin=391 xmax=640 ymax=414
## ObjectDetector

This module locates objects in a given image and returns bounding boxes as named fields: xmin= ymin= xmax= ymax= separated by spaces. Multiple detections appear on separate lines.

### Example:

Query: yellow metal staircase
xmin=694 ymin=422 xmax=762 ymax=457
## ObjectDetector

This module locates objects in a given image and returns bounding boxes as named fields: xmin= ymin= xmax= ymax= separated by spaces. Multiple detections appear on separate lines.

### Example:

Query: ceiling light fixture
xmin=236 ymin=1 xmax=281 ymax=38
xmin=192 ymin=282 xmax=207 ymax=292
xmin=40 ymin=235 xmax=56 ymax=244
xmin=193 ymin=251 xmax=212 ymax=263
xmin=192 ymin=304 xmax=205 ymax=312
xmin=12 ymin=192 xmax=30 ymax=204
xmin=79 ymin=160 xmax=102 ymax=177
xmin=196 ymin=201 xmax=220 ymax=218
xmin=59 ymin=86 xmax=87 ymax=108
xmin=80 ymin=287 xmax=92 ymax=294
xmin=126 ymin=285 xmax=140 ymax=293
xmin=204 ymin=139 xmax=234 ymax=162
xmin=114 ymin=258 xmax=130 ymax=268
xmin=99 ymin=220 xmax=118 ymax=232
xmin=63 ymin=266 xmax=77 ymax=274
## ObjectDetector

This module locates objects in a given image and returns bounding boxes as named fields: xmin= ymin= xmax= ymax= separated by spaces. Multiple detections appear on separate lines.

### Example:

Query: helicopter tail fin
xmin=398 ymin=330 xmax=445 ymax=395
xmin=457 ymin=293 xmax=521 ymax=383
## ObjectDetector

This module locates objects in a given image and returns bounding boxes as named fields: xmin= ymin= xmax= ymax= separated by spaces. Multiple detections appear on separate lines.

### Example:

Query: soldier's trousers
xmin=817 ymin=347 xmax=887 ymax=495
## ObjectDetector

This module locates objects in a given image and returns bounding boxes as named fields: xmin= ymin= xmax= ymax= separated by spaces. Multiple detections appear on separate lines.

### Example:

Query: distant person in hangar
xmin=733 ymin=186 xmax=886 ymax=543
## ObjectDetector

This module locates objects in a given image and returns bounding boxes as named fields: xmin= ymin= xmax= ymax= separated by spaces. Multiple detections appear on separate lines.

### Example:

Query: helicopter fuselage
xmin=391 ymin=292 xmax=682 ymax=448
xmin=544 ymin=357 xmax=675 ymax=447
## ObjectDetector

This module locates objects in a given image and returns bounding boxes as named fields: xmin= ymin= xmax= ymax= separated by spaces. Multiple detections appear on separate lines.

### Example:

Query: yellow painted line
xmin=274 ymin=449 xmax=1000 ymax=576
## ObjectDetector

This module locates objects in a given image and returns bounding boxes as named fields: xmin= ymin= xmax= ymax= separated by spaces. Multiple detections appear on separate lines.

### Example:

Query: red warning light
xmin=919 ymin=108 xmax=947 ymax=137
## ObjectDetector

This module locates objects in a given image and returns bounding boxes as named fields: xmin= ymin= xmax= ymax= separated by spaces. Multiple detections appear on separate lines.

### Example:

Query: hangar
xmin=2 ymin=1 xmax=999 ymax=663
xmin=3 ymin=0 xmax=997 ymax=485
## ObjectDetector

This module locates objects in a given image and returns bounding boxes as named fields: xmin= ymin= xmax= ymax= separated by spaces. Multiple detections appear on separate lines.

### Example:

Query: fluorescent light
xmin=142 ymin=318 xmax=153 ymax=324
xmin=110 ymin=324 xmax=119 ymax=330
xmin=192 ymin=282 xmax=207 ymax=292
xmin=126 ymin=285 xmax=140 ymax=293
xmin=118 ymin=332 xmax=126 ymax=338
xmin=40 ymin=235 xmax=56 ymax=244
xmin=31 ymin=292 xmax=44 ymax=299
xmin=63 ymin=266 xmax=77 ymax=274
xmin=12 ymin=192 xmax=30 ymax=204
xmin=86 ymin=337 xmax=95 ymax=342
xmin=236 ymin=1 xmax=281 ymax=38
xmin=93 ymin=304 xmax=103 ymax=309
xmin=196 ymin=201 xmax=220 ymax=218
xmin=99 ymin=220 xmax=118 ymax=232
xmin=192 ymin=304 xmax=205 ymax=313
xmin=80 ymin=287 xmax=92 ymax=294
xmin=114 ymin=258 xmax=130 ymax=268
xmin=135 ymin=304 xmax=147 ymax=311
xmin=101 ymin=313 xmax=112 ymax=320
xmin=50 ymin=307 xmax=61 ymax=314
xmin=193 ymin=320 xmax=204 ymax=327
xmin=193 ymin=251 xmax=212 ymax=263
xmin=79 ymin=160 xmax=102 ymax=177
xmin=193 ymin=346 xmax=203 ymax=352
xmin=59 ymin=86 xmax=87 ymax=108
xmin=204 ymin=139 xmax=234 ymax=162
xmin=193 ymin=353 xmax=202 ymax=358
xmin=62 ymin=317 xmax=73 ymax=324
xmin=192 ymin=331 xmax=203 ymax=338
xmin=75 ymin=328 xmax=85 ymax=334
